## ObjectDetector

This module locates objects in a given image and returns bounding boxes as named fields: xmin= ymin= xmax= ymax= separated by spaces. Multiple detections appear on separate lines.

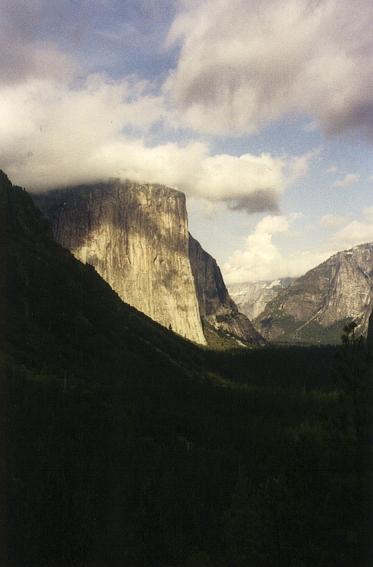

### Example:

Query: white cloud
xmin=223 ymin=213 xmax=330 ymax=283
xmin=331 ymin=207 xmax=373 ymax=248
xmin=332 ymin=220 xmax=373 ymax=248
xmin=224 ymin=204 xmax=373 ymax=284
xmin=0 ymin=75 xmax=164 ymax=184
xmin=332 ymin=173 xmax=360 ymax=188
xmin=320 ymin=214 xmax=348 ymax=229
xmin=324 ymin=207 xmax=373 ymax=249
xmin=0 ymin=0 xmax=320 ymax=215
xmin=166 ymin=0 xmax=373 ymax=137
xmin=193 ymin=152 xmax=286 ymax=212
xmin=0 ymin=74 xmax=312 ymax=213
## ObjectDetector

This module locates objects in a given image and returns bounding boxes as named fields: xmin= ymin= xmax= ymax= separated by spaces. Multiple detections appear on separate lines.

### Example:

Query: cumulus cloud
xmin=0 ymin=72 xmax=312 ymax=212
xmin=332 ymin=221 xmax=373 ymax=248
xmin=223 ymin=213 xmax=331 ymax=283
xmin=166 ymin=0 xmax=373 ymax=137
xmin=0 ymin=0 xmax=317 ymax=214
xmin=332 ymin=173 xmax=360 ymax=188
xmin=0 ymin=75 xmax=164 ymax=185
xmin=331 ymin=207 xmax=373 ymax=248
xmin=192 ymin=152 xmax=286 ymax=212
xmin=223 ymin=202 xmax=373 ymax=283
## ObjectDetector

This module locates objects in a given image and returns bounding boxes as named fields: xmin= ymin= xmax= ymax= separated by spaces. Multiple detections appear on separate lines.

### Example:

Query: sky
xmin=1 ymin=0 xmax=373 ymax=283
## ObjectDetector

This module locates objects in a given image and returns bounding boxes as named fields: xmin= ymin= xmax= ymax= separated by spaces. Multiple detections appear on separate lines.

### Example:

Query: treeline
xmin=2 ymin=177 xmax=371 ymax=566
xmin=4 ymin=331 xmax=372 ymax=567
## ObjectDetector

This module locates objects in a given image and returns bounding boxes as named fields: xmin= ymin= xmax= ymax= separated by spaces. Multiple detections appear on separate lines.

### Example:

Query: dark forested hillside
xmin=1 ymin=172 xmax=372 ymax=567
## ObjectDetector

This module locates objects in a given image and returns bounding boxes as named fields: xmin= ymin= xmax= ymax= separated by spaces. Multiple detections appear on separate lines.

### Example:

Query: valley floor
xmin=3 ymin=342 xmax=372 ymax=567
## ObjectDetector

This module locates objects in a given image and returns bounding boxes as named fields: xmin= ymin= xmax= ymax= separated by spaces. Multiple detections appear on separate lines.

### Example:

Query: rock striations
xmin=228 ymin=278 xmax=294 ymax=320
xmin=189 ymin=235 xmax=264 ymax=346
xmin=255 ymin=243 xmax=373 ymax=344
xmin=35 ymin=180 xmax=260 ymax=347
xmin=0 ymin=170 xmax=203 ymax=384
xmin=35 ymin=181 xmax=206 ymax=345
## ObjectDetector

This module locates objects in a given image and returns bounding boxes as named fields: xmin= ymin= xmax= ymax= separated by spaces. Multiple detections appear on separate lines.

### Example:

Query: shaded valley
xmin=1 ymin=172 xmax=372 ymax=567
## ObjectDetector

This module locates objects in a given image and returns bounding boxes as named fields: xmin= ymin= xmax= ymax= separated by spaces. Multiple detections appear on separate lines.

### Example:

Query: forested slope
xmin=1 ymin=172 xmax=371 ymax=567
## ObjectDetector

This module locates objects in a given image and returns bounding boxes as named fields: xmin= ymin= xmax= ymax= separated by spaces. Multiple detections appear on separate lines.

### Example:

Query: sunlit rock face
xmin=228 ymin=278 xmax=294 ymax=320
xmin=35 ymin=180 xmax=206 ymax=345
xmin=255 ymin=243 xmax=373 ymax=344
xmin=189 ymin=235 xmax=265 ymax=346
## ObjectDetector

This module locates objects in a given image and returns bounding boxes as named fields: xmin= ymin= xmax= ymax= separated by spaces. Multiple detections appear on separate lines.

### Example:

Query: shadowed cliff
xmin=189 ymin=234 xmax=264 ymax=346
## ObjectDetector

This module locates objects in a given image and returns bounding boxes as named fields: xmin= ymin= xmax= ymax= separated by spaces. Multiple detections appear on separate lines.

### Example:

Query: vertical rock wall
xmin=35 ymin=181 xmax=206 ymax=345
xmin=189 ymin=235 xmax=264 ymax=345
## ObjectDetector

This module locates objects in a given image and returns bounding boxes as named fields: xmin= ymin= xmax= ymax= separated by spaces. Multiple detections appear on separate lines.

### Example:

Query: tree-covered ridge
xmin=1 ymin=171 xmax=207 ymax=384
xmin=1 ymin=173 xmax=372 ymax=566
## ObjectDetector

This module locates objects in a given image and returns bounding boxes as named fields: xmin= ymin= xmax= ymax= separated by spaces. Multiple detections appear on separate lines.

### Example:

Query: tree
xmin=333 ymin=321 xmax=371 ymax=472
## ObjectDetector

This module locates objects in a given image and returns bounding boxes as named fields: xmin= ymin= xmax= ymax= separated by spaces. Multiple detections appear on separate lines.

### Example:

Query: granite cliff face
xmin=255 ymin=243 xmax=373 ymax=344
xmin=228 ymin=278 xmax=294 ymax=320
xmin=35 ymin=181 xmax=206 ymax=345
xmin=35 ymin=181 xmax=261 ymax=347
xmin=189 ymin=235 xmax=264 ymax=346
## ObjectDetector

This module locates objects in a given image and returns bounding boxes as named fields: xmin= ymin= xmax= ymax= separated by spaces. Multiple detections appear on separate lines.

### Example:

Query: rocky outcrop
xmin=255 ymin=243 xmax=373 ymax=344
xmin=189 ymin=235 xmax=264 ymax=346
xmin=228 ymin=278 xmax=294 ymax=320
xmin=34 ymin=180 xmax=262 ymax=348
xmin=35 ymin=180 xmax=206 ymax=345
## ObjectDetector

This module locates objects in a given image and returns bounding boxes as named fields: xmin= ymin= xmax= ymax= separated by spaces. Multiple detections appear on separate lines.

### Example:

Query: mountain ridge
xmin=229 ymin=278 xmax=294 ymax=320
xmin=254 ymin=242 xmax=373 ymax=344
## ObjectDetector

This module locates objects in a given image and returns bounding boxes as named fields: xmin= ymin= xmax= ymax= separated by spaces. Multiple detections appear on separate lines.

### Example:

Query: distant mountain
xmin=255 ymin=243 xmax=373 ymax=344
xmin=229 ymin=278 xmax=294 ymax=320
xmin=34 ymin=181 xmax=262 ymax=348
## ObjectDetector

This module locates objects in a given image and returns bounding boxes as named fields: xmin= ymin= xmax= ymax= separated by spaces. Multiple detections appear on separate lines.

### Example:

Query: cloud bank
xmin=224 ymin=204 xmax=373 ymax=284
xmin=223 ymin=213 xmax=332 ymax=283
xmin=0 ymin=71 xmax=309 ymax=212
xmin=166 ymin=0 xmax=373 ymax=137
xmin=0 ymin=0 xmax=370 ymax=220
